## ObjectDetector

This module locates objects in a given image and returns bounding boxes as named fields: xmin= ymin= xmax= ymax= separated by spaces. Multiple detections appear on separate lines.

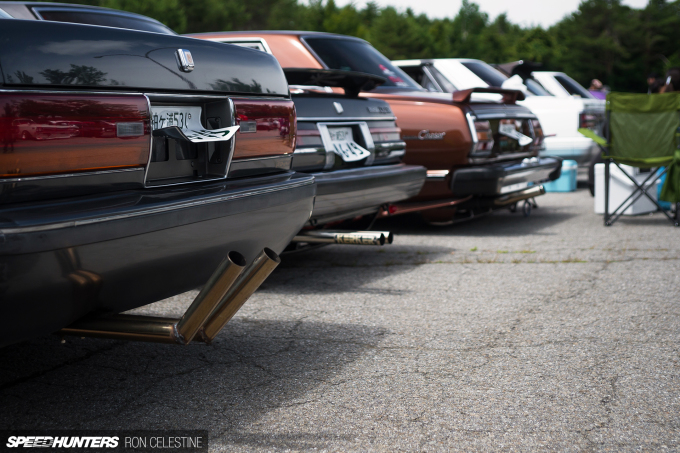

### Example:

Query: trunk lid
xmin=0 ymin=20 xmax=289 ymax=96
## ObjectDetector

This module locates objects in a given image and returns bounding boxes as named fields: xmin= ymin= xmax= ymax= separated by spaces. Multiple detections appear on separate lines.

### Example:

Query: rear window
xmin=35 ymin=9 xmax=176 ymax=35
xmin=304 ymin=37 xmax=421 ymax=89
xmin=554 ymin=74 xmax=594 ymax=98
xmin=461 ymin=61 xmax=508 ymax=87
xmin=525 ymin=78 xmax=551 ymax=96
xmin=428 ymin=66 xmax=458 ymax=92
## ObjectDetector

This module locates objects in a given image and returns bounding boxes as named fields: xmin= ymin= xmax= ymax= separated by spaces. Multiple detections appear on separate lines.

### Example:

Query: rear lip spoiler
xmin=284 ymin=68 xmax=386 ymax=97
xmin=452 ymin=87 xmax=526 ymax=104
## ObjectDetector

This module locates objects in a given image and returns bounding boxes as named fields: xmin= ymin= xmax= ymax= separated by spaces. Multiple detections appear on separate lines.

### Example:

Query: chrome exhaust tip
xmin=58 ymin=249 xmax=279 ymax=345
xmin=292 ymin=230 xmax=393 ymax=246
xmin=494 ymin=185 xmax=545 ymax=206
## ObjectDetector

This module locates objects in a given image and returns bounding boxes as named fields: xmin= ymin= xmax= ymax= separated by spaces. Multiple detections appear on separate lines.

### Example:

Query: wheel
xmin=508 ymin=203 xmax=517 ymax=213
xmin=21 ymin=131 xmax=32 ymax=140
xmin=522 ymin=200 xmax=532 ymax=217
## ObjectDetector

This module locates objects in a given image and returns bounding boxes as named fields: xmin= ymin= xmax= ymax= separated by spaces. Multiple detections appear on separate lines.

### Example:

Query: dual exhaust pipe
xmin=292 ymin=230 xmax=393 ymax=246
xmin=59 ymin=248 xmax=281 ymax=345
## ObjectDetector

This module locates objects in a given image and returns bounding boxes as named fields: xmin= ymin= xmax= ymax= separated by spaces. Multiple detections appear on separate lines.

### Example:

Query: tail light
xmin=0 ymin=93 xmax=149 ymax=178
xmin=531 ymin=119 xmax=544 ymax=147
xmin=469 ymin=118 xmax=495 ymax=157
xmin=370 ymin=126 xmax=401 ymax=143
xmin=295 ymin=129 xmax=323 ymax=148
xmin=579 ymin=112 xmax=598 ymax=130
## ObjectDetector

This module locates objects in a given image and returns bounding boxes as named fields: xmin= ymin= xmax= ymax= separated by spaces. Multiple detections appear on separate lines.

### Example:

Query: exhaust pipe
xmin=199 ymin=248 xmax=280 ymax=343
xmin=377 ymin=195 xmax=473 ymax=217
xmin=292 ymin=230 xmax=393 ymax=246
xmin=59 ymin=249 xmax=278 ymax=345
xmin=494 ymin=185 xmax=545 ymax=206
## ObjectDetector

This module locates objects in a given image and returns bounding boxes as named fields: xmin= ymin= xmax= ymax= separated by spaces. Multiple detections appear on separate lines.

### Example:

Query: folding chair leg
xmin=604 ymin=159 xmax=611 ymax=226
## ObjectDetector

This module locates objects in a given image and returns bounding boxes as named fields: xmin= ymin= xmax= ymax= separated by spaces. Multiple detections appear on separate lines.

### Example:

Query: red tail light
xmin=531 ymin=119 xmax=544 ymax=147
xmin=579 ymin=112 xmax=598 ymax=129
xmin=0 ymin=93 xmax=149 ymax=178
xmin=470 ymin=120 xmax=495 ymax=156
xmin=369 ymin=126 xmax=402 ymax=143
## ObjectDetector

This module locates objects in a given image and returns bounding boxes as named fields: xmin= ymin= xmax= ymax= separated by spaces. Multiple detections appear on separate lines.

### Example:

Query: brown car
xmin=189 ymin=32 xmax=561 ymax=222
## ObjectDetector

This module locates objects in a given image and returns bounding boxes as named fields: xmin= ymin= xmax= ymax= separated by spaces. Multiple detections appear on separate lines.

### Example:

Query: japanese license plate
xmin=325 ymin=126 xmax=371 ymax=162
xmin=150 ymin=106 xmax=239 ymax=143
xmin=499 ymin=121 xmax=533 ymax=146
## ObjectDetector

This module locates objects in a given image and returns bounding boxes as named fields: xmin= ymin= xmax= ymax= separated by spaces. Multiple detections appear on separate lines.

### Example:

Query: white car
xmin=394 ymin=58 xmax=605 ymax=165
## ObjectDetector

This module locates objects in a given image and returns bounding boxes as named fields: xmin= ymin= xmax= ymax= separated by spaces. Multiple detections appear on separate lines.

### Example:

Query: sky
xmin=323 ymin=0 xmax=650 ymax=28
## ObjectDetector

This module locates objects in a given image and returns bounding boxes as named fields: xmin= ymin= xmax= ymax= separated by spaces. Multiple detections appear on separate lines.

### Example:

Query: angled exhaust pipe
xmin=59 ymin=249 xmax=280 ymax=344
xmin=199 ymin=248 xmax=280 ymax=343
xmin=292 ymin=230 xmax=393 ymax=246
xmin=494 ymin=185 xmax=545 ymax=206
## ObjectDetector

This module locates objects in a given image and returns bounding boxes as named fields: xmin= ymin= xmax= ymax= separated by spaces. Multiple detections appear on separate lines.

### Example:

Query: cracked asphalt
xmin=1 ymin=186 xmax=679 ymax=452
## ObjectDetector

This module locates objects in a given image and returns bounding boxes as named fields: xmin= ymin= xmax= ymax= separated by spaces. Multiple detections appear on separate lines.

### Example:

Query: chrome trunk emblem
xmin=333 ymin=102 xmax=344 ymax=114
xmin=176 ymin=49 xmax=195 ymax=72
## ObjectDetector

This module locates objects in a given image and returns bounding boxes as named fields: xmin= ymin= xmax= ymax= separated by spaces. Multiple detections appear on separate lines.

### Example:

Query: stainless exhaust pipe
xmin=292 ymin=230 xmax=393 ymax=246
xmin=494 ymin=185 xmax=545 ymax=206
xmin=199 ymin=248 xmax=281 ymax=343
xmin=59 ymin=251 xmax=250 ymax=344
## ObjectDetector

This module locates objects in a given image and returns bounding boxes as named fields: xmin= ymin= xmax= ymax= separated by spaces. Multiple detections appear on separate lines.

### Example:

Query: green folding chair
xmin=579 ymin=92 xmax=680 ymax=226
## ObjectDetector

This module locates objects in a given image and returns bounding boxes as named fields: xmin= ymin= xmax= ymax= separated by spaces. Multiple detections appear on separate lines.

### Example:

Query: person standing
xmin=589 ymin=79 xmax=607 ymax=99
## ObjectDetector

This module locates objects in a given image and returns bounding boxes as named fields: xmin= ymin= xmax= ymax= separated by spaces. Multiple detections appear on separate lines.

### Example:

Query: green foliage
xmin=32 ymin=0 xmax=680 ymax=92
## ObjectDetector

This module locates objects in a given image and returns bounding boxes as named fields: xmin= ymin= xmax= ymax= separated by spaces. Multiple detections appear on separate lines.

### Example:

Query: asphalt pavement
xmin=1 ymin=187 xmax=679 ymax=452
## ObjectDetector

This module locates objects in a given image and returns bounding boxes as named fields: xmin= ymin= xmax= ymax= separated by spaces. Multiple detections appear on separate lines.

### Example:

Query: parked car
xmin=15 ymin=2 xmax=427 ymax=246
xmin=281 ymin=69 xmax=426 ymax=233
xmin=394 ymin=58 xmax=604 ymax=165
xmin=187 ymin=32 xmax=561 ymax=223
xmin=0 ymin=18 xmax=316 ymax=345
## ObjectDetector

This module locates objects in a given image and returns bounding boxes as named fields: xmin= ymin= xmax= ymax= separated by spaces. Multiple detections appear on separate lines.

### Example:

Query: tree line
xmin=58 ymin=0 xmax=680 ymax=92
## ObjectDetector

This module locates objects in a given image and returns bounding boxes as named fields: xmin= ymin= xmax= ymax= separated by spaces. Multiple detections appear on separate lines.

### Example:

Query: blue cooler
xmin=657 ymin=169 xmax=672 ymax=210
xmin=543 ymin=160 xmax=578 ymax=192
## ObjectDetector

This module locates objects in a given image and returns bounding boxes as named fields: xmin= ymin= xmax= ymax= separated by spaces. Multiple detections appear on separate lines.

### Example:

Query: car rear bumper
xmin=0 ymin=172 xmax=315 ymax=345
xmin=541 ymin=136 xmax=598 ymax=165
xmin=450 ymin=157 xmax=561 ymax=196
xmin=309 ymin=164 xmax=427 ymax=224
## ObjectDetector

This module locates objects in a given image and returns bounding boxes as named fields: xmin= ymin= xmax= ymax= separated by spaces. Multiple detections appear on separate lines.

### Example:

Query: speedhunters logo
xmin=1 ymin=431 xmax=207 ymax=452
xmin=6 ymin=436 xmax=119 ymax=448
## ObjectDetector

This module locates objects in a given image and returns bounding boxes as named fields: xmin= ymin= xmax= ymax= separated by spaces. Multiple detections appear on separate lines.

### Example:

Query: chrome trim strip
xmin=293 ymin=147 xmax=324 ymax=154
xmin=230 ymin=154 xmax=293 ymax=163
xmin=0 ymin=88 xmax=146 ymax=96
xmin=224 ymin=97 xmax=237 ymax=177
xmin=1 ymin=176 xmax=314 ymax=235
xmin=205 ymin=37 xmax=273 ymax=54
xmin=421 ymin=66 xmax=444 ymax=93
xmin=145 ymin=93 xmax=230 ymax=100
xmin=426 ymin=170 xmax=450 ymax=179
xmin=0 ymin=89 xmax=287 ymax=101
xmin=297 ymin=117 xmax=396 ymax=122
xmin=143 ymin=94 xmax=154 ymax=187
xmin=465 ymin=112 xmax=478 ymax=145
xmin=472 ymin=112 xmax=537 ymax=120
xmin=0 ymin=168 xmax=143 ymax=183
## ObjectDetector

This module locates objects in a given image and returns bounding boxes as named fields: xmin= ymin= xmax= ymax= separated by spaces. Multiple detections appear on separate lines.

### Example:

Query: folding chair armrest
xmin=578 ymin=128 xmax=608 ymax=147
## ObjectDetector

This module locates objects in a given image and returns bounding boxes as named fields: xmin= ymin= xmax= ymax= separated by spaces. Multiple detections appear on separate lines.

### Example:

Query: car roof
xmin=190 ymin=30 xmax=367 ymax=41
xmin=0 ymin=1 xmax=169 ymax=25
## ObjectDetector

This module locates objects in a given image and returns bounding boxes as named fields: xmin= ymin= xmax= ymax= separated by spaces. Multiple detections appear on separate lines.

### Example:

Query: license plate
xmin=499 ymin=121 xmax=533 ymax=146
xmin=325 ymin=126 xmax=371 ymax=162
xmin=150 ymin=106 xmax=239 ymax=143
xmin=499 ymin=122 xmax=517 ymax=135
